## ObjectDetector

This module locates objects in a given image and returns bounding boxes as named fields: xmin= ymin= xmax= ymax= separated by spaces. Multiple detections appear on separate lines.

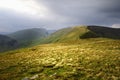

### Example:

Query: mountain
xmin=0 ymin=34 xmax=18 ymax=52
xmin=5 ymin=25 xmax=120 ymax=49
xmin=7 ymin=28 xmax=48 ymax=47
xmin=43 ymin=25 xmax=120 ymax=43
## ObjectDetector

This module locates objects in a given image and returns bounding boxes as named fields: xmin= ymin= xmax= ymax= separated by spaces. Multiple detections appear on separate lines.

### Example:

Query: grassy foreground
xmin=0 ymin=38 xmax=120 ymax=80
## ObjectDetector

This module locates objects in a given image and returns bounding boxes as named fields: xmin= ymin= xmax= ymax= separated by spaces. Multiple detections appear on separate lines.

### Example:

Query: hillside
xmin=0 ymin=38 xmax=120 ymax=80
xmin=0 ymin=34 xmax=18 ymax=52
xmin=43 ymin=26 xmax=120 ymax=43
xmin=0 ymin=25 xmax=120 ymax=79
xmin=86 ymin=26 xmax=120 ymax=39
xmin=7 ymin=28 xmax=48 ymax=47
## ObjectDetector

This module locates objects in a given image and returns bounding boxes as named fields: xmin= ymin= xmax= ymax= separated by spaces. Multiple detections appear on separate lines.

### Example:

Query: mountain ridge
xmin=42 ymin=25 xmax=120 ymax=43
xmin=1 ymin=25 xmax=120 ymax=52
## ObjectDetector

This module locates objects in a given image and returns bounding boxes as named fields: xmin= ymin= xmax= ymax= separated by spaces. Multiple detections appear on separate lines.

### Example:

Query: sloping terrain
xmin=42 ymin=26 xmax=87 ymax=43
xmin=0 ymin=34 xmax=18 ymax=52
xmin=43 ymin=26 xmax=120 ymax=43
xmin=0 ymin=38 xmax=120 ymax=80
xmin=8 ymin=28 xmax=48 ymax=47
xmin=0 ymin=26 xmax=120 ymax=80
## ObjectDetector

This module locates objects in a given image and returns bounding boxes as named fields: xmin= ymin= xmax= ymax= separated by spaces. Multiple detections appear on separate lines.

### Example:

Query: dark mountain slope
xmin=0 ymin=34 xmax=18 ymax=52
xmin=85 ymin=26 xmax=120 ymax=39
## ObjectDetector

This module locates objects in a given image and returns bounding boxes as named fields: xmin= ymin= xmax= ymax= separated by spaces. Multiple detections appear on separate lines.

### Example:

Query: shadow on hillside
xmin=80 ymin=26 xmax=120 ymax=39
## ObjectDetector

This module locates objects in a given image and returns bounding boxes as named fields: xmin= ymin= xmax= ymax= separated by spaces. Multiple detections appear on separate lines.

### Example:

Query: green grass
xmin=0 ymin=38 xmax=120 ymax=80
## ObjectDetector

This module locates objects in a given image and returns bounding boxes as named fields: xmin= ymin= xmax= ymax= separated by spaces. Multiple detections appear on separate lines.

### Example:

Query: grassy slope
xmin=0 ymin=38 xmax=120 ymax=80
xmin=42 ymin=26 xmax=88 ymax=43
xmin=0 ymin=26 xmax=120 ymax=80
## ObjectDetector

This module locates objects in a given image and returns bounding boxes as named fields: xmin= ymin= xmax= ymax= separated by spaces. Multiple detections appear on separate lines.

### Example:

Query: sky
xmin=0 ymin=0 xmax=120 ymax=32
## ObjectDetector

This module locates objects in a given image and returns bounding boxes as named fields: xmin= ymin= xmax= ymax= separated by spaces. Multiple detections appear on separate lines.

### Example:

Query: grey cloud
xmin=0 ymin=9 xmax=49 ymax=32
xmin=38 ymin=0 xmax=120 ymax=26
xmin=98 ymin=0 xmax=120 ymax=25
xmin=0 ymin=0 xmax=120 ymax=32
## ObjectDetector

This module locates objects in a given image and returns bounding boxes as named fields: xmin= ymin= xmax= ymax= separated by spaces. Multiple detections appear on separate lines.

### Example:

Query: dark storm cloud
xmin=100 ymin=0 xmax=120 ymax=12
xmin=37 ymin=0 xmax=120 ymax=26
xmin=99 ymin=0 xmax=120 ymax=18
xmin=0 ymin=0 xmax=120 ymax=32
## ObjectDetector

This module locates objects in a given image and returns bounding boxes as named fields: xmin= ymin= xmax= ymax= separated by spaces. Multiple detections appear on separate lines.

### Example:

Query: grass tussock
xmin=0 ymin=38 xmax=120 ymax=80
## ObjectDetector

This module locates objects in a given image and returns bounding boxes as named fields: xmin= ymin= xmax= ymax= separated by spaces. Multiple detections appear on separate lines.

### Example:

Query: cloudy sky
xmin=0 ymin=0 xmax=120 ymax=32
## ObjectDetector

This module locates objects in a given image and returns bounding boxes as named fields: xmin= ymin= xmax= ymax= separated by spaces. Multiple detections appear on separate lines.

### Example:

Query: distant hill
xmin=43 ymin=26 xmax=120 ymax=43
xmin=47 ymin=30 xmax=56 ymax=34
xmin=0 ymin=34 xmax=18 ymax=52
xmin=0 ymin=32 xmax=10 ymax=35
xmin=7 ymin=28 xmax=48 ymax=47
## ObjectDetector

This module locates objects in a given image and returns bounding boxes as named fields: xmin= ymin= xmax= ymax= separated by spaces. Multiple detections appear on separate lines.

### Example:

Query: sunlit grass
xmin=0 ymin=38 xmax=120 ymax=80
